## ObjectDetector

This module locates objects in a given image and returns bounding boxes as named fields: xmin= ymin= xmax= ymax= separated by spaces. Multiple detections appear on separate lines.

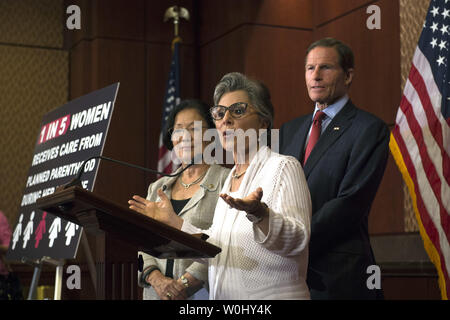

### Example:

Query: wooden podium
xmin=36 ymin=186 xmax=221 ymax=299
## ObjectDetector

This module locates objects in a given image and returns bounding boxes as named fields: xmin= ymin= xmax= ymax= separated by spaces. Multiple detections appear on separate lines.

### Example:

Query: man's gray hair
xmin=213 ymin=72 xmax=274 ymax=129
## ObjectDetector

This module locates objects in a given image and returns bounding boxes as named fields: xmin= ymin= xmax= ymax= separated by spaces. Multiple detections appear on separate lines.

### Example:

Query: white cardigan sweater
xmin=182 ymin=146 xmax=312 ymax=299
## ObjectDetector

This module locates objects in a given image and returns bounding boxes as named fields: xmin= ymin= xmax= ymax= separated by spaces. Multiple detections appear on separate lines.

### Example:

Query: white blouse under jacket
xmin=181 ymin=146 xmax=312 ymax=300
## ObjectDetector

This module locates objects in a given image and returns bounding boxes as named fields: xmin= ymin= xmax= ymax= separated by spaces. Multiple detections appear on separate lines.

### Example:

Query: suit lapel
xmin=284 ymin=117 xmax=312 ymax=161
xmin=177 ymin=165 xmax=222 ymax=216
xmin=178 ymin=187 xmax=205 ymax=216
xmin=303 ymin=101 xmax=357 ymax=177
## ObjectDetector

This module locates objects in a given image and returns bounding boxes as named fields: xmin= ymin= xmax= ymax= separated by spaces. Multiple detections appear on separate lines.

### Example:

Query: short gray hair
xmin=213 ymin=72 xmax=274 ymax=129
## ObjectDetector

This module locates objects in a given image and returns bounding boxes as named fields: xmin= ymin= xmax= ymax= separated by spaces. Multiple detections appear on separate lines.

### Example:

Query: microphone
xmin=62 ymin=155 xmax=193 ymax=189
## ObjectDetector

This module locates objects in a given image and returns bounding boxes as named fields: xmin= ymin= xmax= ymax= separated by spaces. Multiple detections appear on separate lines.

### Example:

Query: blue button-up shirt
xmin=305 ymin=94 xmax=349 ymax=148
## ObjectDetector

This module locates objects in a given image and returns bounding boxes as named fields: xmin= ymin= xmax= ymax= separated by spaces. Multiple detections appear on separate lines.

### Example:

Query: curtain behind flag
xmin=157 ymin=38 xmax=181 ymax=175
xmin=390 ymin=0 xmax=450 ymax=299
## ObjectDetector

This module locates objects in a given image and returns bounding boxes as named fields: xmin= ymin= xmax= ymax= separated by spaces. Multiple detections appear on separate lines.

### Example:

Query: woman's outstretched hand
xmin=220 ymin=187 xmax=263 ymax=214
xmin=128 ymin=189 xmax=183 ymax=229
xmin=220 ymin=187 xmax=269 ymax=233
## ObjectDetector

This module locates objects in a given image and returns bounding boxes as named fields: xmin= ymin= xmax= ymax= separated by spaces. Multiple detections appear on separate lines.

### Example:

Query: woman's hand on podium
xmin=128 ymin=188 xmax=183 ymax=229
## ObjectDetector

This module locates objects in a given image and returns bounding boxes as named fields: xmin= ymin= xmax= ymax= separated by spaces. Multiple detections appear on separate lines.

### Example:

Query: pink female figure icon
xmin=34 ymin=212 xmax=47 ymax=248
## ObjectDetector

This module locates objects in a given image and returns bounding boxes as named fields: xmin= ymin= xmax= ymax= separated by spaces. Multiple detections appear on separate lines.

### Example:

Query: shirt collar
xmin=313 ymin=94 xmax=349 ymax=120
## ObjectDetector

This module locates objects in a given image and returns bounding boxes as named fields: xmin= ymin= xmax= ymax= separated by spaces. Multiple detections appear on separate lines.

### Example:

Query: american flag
xmin=390 ymin=0 xmax=450 ymax=299
xmin=157 ymin=39 xmax=181 ymax=175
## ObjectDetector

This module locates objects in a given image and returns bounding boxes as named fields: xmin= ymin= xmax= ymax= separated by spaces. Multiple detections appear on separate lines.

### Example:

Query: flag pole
xmin=157 ymin=7 xmax=190 ymax=176
xmin=164 ymin=6 xmax=190 ymax=50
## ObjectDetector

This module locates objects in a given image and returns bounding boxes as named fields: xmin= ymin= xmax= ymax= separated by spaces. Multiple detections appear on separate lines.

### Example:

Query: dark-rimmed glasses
xmin=210 ymin=102 xmax=249 ymax=120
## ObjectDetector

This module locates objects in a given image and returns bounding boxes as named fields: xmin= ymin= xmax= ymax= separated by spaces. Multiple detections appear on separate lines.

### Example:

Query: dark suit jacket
xmin=280 ymin=100 xmax=389 ymax=299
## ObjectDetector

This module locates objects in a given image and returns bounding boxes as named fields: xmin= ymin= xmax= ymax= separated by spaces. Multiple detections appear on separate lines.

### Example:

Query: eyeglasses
xmin=210 ymin=102 xmax=249 ymax=120
xmin=169 ymin=126 xmax=208 ymax=140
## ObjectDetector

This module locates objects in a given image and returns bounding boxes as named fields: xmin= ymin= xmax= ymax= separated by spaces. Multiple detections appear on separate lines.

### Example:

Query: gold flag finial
xmin=164 ymin=6 xmax=190 ymax=38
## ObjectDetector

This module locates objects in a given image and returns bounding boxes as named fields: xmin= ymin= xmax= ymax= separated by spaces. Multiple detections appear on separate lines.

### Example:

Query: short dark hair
xmin=162 ymin=99 xmax=215 ymax=150
xmin=306 ymin=38 xmax=354 ymax=72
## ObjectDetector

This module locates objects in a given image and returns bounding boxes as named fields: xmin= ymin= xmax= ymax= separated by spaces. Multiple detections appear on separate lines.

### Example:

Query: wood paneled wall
xmin=65 ymin=0 xmax=408 ymax=298
xmin=66 ymin=0 xmax=404 ymax=233
xmin=65 ymin=0 xmax=197 ymax=203
xmin=196 ymin=0 xmax=403 ymax=234
xmin=198 ymin=0 xmax=314 ymax=126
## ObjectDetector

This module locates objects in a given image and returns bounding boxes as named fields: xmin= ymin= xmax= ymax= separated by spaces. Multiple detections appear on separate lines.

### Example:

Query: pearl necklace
xmin=179 ymin=170 xmax=207 ymax=189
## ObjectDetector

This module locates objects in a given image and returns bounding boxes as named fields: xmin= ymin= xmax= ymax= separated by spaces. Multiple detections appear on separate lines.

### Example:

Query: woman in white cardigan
xmin=129 ymin=72 xmax=312 ymax=300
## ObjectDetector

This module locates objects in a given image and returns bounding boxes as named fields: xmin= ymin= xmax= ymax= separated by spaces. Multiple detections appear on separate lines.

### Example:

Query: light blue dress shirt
xmin=304 ymin=94 xmax=349 ymax=149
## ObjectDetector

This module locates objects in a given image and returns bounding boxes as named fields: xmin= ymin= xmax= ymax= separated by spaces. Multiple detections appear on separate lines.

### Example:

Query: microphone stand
xmin=62 ymin=155 xmax=193 ymax=189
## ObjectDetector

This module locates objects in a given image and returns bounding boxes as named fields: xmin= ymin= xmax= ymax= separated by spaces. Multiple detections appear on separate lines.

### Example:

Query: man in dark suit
xmin=280 ymin=38 xmax=389 ymax=299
